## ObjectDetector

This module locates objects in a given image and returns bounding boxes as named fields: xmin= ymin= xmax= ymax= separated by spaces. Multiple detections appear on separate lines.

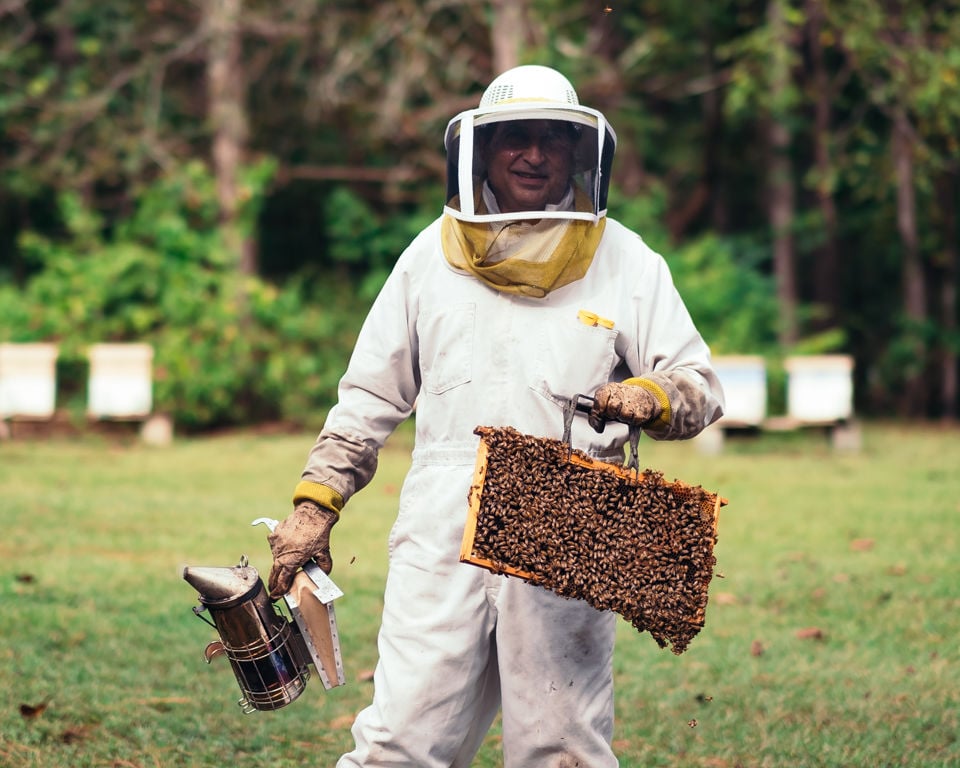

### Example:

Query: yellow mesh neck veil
xmin=441 ymin=186 xmax=606 ymax=298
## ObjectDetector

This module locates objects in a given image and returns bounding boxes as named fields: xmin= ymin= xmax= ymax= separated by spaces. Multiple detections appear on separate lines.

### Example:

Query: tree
xmin=3 ymin=0 xmax=960 ymax=422
xmin=827 ymin=0 xmax=960 ymax=416
xmin=205 ymin=0 xmax=252 ymax=274
xmin=803 ymin=0 xmax=842 ymax=329
xmin=765 ymin=0 xmax=799 ymax=346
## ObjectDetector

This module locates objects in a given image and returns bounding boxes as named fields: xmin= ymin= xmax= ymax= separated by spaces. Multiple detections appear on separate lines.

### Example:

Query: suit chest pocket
xmin=529 ymin=316 xmax=619 ymax=404
xmin=418 ymin=302 xmax=476 ymax=395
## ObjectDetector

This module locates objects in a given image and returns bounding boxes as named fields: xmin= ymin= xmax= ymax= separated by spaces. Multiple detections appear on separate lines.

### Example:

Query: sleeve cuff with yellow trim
xmin=622 ymin=376 xmax=672 ymax=430
xmin=293 ymin=481 xmax=344 ymax=517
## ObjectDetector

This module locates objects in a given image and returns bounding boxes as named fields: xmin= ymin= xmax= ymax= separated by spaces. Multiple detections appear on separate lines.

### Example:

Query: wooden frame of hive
xmin=460 ymin=426 xmax=727 ymax=654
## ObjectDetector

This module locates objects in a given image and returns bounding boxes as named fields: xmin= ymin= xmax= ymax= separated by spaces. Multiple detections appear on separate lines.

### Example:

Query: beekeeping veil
xmin=443 ymin=65 xmax=617 ymax=225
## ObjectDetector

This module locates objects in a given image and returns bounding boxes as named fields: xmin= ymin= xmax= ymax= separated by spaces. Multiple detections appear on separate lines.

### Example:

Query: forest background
xmin=1 ymin=0 xmax=958 ymax=431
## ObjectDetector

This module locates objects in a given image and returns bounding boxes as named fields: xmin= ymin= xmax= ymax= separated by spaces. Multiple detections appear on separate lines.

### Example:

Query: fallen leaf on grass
xmin=134 ymin=696 xmax=191 ymax=712
xmin=688 ymin=718 xmax=698 ymax=728
xmin=330 ymin=715 xmax=356 ymax=730
xmin=15 ymin=573 xmax=35 ymax=584
xmin=19 ymin=701 xmax=49 ymax=719
xmin=750 ymin=640 xmax=765 ymax=657
xmin=713 ymin=592 xmax=738 ymax=605
xmin=795 ymin=627 xmax=826 ymax=640
xmin=60 ymin=725 xmax=96 ymax=744
xmin=850 ymin=538 xmax=875 ymax=552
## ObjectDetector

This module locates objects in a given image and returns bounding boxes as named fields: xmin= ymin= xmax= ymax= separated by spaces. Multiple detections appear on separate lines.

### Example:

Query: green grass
xmin=1 ymin=421 xmax=958 ymax=767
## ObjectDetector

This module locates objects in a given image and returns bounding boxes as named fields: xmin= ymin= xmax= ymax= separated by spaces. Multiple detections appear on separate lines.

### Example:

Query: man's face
xmin=483 ymin=119 xmax=577 ymax=213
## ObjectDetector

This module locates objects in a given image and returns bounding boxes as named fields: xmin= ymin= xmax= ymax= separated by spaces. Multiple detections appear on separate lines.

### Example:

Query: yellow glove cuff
xmin=623 ymin=376 xmax=672 ymax=429
xmin=292 ymin=481 xmax=344 ymax=517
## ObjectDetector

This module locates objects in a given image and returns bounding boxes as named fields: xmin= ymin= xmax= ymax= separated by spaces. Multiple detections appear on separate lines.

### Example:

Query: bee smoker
xmin=183 ymin=519 xmax=345 ymax=713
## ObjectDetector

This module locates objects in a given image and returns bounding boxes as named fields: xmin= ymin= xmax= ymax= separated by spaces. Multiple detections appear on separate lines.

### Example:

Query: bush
xmin=609 ymin=186 xmax=781 ymax=356
xmin=0 ymin=170 xmax=808 ymax=429
xmin=666 ymin=232 xmax=781 ymax=355
xmin=0 ymin=161 xmax=365 ymax=430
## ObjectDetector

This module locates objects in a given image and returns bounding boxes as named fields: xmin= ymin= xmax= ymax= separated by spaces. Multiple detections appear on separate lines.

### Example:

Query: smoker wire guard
xmin=459 ymin=425 xmax=728 ymax=654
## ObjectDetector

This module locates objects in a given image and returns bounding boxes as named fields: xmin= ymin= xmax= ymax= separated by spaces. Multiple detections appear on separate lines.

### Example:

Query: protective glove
xmin=267 ymin=500 xmax=338 ymax=599
xmin=589 ymin=380 xmax=663 ymax=433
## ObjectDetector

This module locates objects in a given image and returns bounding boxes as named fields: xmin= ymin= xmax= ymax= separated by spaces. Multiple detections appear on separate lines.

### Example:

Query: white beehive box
xmin=712 ymin=355 xmax=767 ymax=427
xmin=785 ymin=354 xmax=854 ymax=423
xmin=0 ymin=343 xmax=59 ymax=418
xmin=87 ymin=343 xmax=154 ymax=419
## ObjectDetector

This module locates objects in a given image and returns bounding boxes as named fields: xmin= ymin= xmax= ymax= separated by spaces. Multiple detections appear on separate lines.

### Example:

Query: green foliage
xmin=324 ymin=186 xmax=440 ymax=300
xmin=610 ymin=186 xmax=781 ymax=356
xmin=5 ymin=1 xmax=960 ymax=419
xmin=721 ymin=0 xmax=805 ymax=122
xmin=0 ymin=161 xmax=363 ymax=429
xmin=667 ymin=233 xmax=781 ymax=356
xmin=607 ymin=182 xmax=673 ymax=254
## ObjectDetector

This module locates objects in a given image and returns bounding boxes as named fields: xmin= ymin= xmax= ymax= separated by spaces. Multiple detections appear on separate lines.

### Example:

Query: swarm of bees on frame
xmin=466 ymin=426 xmax=723 ymax=655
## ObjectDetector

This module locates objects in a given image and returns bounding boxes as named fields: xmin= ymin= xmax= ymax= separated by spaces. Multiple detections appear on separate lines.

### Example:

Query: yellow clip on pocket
xmin=577 ymin=309 xmax=615 ymax=330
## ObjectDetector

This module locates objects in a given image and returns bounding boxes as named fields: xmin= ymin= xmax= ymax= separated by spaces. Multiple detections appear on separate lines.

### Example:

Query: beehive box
xmin=460 ymin=426 xmax=726 ymax=654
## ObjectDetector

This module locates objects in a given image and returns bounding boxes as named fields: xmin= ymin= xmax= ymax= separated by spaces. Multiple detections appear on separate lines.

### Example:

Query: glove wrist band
xmin=293 ymin=480 xmax=344 ymax=518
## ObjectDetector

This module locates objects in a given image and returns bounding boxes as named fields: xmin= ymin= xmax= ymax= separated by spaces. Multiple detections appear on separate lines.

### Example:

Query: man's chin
xmin=504 ymin=190 xmax=551 ymax=212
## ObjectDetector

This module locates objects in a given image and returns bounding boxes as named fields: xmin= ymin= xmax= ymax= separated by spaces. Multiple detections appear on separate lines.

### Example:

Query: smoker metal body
xmin=183 ymin=559 xmax=310 ymax=712
xmin=183 ymin=542 xmax=345 ymax=714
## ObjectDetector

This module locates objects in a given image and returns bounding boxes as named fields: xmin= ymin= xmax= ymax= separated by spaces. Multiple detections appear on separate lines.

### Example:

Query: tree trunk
xmin=205 ymin=0 xmax=253 ymax=275
xmin=666 ymin=29 xmax=724 ymax=240
xmin=490 ymin=0 xmax=526 ymax=74
xmin=806 ymin=0 xmax=840 ymax=328
xmin=936 ymin=172 xmax=958 ymax=421
xmin=767 ymin=0 xmax=798 ymax=346
xmin=583 ymin=12 xmax=645 ymax=198
xmin=892 ymin=107 xmax=926 ymax=415
xmin=704 ymin=37 xmax=728 ymax=233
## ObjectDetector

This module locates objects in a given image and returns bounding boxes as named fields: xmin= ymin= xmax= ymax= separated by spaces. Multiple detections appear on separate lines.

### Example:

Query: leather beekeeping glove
xmin=589 ymin=379 xmax=665 ymax=433
xmin=267 ymin=501 xmax=338 ymax=599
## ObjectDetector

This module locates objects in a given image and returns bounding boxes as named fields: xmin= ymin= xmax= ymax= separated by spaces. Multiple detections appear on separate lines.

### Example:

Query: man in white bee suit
xmin=267 ymin=65 xmax=724 ymax=767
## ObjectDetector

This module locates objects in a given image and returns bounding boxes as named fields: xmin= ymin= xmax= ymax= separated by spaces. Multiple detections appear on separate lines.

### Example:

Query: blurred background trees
xmin=1 ymin=0 xmax=958 ymax=428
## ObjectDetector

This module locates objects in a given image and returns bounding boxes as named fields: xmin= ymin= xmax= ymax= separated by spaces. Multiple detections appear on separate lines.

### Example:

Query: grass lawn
xmin=1 ymin=420 xmax=957 ymax=767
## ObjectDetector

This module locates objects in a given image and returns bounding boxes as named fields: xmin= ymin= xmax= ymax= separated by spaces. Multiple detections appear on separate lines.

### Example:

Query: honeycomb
xmin=460 ymin=426 xmax=725 ymax=654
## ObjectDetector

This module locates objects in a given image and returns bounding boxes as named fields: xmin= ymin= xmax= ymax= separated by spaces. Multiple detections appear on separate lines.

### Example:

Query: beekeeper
xmin=267 ymin=65 xmax=724 ymax=767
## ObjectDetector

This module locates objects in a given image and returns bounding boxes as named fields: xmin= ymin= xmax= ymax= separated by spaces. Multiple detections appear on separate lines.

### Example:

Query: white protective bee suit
xmin=295 ymin=66 xmax=724 ymax=767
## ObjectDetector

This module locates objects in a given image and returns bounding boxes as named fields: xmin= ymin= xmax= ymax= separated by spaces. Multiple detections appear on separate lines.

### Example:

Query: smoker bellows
xmin=460 ymin=426 xmax=726 ymax=654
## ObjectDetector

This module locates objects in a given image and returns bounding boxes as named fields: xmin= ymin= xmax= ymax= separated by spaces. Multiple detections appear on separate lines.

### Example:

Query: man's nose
xmin=518 ymin=138 xmax=546 ymax=163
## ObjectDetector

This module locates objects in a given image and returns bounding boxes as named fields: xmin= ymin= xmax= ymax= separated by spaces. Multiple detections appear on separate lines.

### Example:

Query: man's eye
xmin=496 ymin=125 xmax=574 ymax=151
xmin=544 ymin=131 xmax=574 ymax=149
xmin=501 ymin=130 xmax=529 ymax=148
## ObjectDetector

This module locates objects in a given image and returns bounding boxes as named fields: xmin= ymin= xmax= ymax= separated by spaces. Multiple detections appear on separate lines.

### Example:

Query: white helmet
xmin=479 ymin=65 xmax=580 ymax=110
xmin=444 ymin=65 xmax=617 ymax=224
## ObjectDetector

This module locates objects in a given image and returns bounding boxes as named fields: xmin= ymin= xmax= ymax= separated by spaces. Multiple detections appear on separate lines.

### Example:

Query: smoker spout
xmin=182 ymin=563 xmax=261 ymax=604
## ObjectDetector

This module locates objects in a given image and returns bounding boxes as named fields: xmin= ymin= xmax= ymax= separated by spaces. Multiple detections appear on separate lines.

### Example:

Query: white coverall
xmin=301 ymin=215 xmax=724 ymax=767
